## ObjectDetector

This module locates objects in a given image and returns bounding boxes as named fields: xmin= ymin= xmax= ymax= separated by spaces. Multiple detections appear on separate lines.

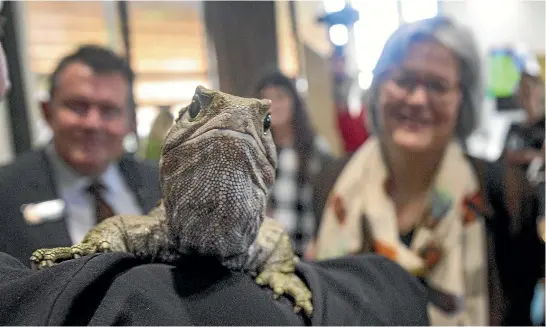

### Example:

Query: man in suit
xmin=0 ymin=45 xmax=161 ymax=265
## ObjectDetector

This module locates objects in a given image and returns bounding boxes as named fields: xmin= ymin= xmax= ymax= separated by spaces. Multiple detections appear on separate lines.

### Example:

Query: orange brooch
xmin=331 ymin=194 xmax=347 ymax=226
xmin=419 ymin=241 xmax=443 ymax=271
xmin=462 ymin=192 xmax=486 ymax=226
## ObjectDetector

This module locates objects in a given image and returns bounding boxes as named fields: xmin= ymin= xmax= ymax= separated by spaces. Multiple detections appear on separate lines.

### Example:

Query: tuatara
xmin=30 ymin=86 xmax=313 ymax=317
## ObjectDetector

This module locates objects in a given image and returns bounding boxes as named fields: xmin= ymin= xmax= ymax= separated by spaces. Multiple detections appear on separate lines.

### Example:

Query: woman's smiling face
xmin=378 ymin=39 xmax=462 ymax=154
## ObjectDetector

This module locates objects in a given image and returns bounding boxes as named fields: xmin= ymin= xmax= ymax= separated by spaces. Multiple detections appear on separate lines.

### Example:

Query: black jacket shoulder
xmin=0 ymin=251 xmax=429 ymax=326
xmin=0 ymin=150 xmax=51 ymax=187
xmin=305 ymin=254 xmax=429 ymax=325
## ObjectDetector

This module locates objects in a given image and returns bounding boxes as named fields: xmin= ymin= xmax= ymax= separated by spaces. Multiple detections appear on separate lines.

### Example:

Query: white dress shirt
xmin=45 ymin=144 xmax=143 ymax=244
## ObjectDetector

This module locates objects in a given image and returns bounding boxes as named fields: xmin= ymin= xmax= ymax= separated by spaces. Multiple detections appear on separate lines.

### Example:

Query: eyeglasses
xmin=389 ymin=72 xmax=459 ymax=100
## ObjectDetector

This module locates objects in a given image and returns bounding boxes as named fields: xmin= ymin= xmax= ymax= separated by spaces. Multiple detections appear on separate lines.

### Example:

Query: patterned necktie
xmin=87 ymin=181 xmax=115 ymax=223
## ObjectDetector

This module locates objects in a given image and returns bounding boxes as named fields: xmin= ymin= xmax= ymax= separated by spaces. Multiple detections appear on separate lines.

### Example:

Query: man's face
xmin=44 ymin=62 xmax=130 ymax=176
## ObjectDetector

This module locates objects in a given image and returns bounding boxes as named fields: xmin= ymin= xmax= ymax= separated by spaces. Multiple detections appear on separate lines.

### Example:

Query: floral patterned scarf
xmin=315 ymin=137 xmax=489 ymax=325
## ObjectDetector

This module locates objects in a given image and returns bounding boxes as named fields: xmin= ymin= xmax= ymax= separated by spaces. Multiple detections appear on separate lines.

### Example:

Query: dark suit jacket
xmin=0 ymin=149 xmax=162 ymax=266
xmin=0 ymin=252 xmax=429 ymax=326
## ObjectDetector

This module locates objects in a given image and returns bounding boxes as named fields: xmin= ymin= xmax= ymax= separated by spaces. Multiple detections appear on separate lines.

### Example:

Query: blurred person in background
xmin=503 ymin=60 xmax=545 ymax=170
xmin=0 ymin=45 xmax=161 ymax=265
xmin=311 ymin=16 xmax=544 ymax=325
xmin=141 ymin=107 xmax=174 ymax=161
xmin=254 ymin=71 xmax=333 ymax=257
xmin=502 ymin=57 xmax=545 ymax=326
xmin=330 ymin=54 xmax=371 ymax=153
xmin=336 ymin=102 xmax=370 ymax=153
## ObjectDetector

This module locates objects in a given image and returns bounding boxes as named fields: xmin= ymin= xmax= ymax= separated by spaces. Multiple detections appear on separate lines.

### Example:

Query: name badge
xmin=21 ymin=199 xmax=65 ymax=225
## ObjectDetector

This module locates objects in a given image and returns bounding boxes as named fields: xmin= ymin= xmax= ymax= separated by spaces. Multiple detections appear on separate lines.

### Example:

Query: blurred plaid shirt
xmin=266 ymin=137 xmax=331 ymax=257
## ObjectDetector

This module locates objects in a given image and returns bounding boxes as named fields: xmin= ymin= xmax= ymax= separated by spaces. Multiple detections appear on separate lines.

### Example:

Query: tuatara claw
xmin=30 ymin=248 xmax=71 ymax=269
xmin=71 ymin=246 xmax=84 ymax=258
xmin=98 ymin=241 xmax=111 ymax=252
xmin=29 ymin=249 xmax=44 ymax=262
xmin=255 ymin=270 xmax=313 ymax=318
xmin=296 ymin=298 xmax=313 ymax=318
xmin=29 ymin=241 xmax=111 ymax=270
xmin=39 ymin=259 xmax=54 ymax=269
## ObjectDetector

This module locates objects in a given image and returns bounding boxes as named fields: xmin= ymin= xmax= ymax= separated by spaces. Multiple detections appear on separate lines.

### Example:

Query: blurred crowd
xmin=0 ymin=11 xmax=543 ymax=327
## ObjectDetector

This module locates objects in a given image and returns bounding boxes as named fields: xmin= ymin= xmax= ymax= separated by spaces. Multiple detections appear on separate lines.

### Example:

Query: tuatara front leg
xmin=245 ymin=218 xmax=313 ymax=317
xmin=29 ymin=207 xmax=172 ymax=269
xmin=30 ymin=215 xmax=130 ymax=269
xmin=30 ymin=239 xmax=112 ymax=270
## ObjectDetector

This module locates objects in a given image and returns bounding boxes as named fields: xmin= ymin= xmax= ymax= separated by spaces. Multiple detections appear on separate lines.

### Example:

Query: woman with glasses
xmin=312 ymin=16 xmax=544 ymax=325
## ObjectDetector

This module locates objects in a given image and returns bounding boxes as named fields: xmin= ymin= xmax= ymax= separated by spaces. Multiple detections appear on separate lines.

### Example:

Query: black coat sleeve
xmin=0 ymin=252 xmax=429 ymax=326
xmin=0 ymin=252 xmax=140 ymax=325
xmin=300 ymin=254 xmax=430 ymax=326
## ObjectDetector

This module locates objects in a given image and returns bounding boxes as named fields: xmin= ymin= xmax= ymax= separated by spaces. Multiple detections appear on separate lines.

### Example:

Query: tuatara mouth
xmin=182 ymin=128 xmax=276 ymax=171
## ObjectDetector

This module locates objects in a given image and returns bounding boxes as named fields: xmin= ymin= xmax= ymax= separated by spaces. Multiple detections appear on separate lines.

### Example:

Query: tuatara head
xmin=160 ymin=85 xmax=278 ymax=261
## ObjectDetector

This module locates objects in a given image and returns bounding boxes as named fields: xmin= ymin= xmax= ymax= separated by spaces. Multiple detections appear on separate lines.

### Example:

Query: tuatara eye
xmin=188 ymin=95 xmax=201 ymax=119
xmin=263 ymin=113 xmax=271 ymax=133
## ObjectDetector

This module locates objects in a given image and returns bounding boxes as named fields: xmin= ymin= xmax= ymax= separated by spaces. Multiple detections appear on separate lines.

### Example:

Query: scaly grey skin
xmin=30 ymin=86 xmax=313 ymax=317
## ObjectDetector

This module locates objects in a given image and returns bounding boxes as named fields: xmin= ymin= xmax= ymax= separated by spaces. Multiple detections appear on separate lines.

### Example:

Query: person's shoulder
xmin=465 ymin=154 xmax=488 ymax=179
xmin=120 ymin=154 xmax=159 ymax=178
xmin=0 ymin=149 xmax=45 ymax=174
xmin=0 ymin=252 xmax=140 ymax=326
xmin=124 ymin=154 xmax=157 ymax=170
xmin=300 ymin=254 xmax=429 ymax=325
xmin=316 ymin=253 xmax=426 ymax=292
xmin=312 ymin=152 xmax=353 ymax=196
xmin=466 ymin=153 xmax=528 ymax=189
xmin=99 ymin=259 xmax=305 ymax=326
xmin=0 ymin=149 xmax=47 ymax=186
